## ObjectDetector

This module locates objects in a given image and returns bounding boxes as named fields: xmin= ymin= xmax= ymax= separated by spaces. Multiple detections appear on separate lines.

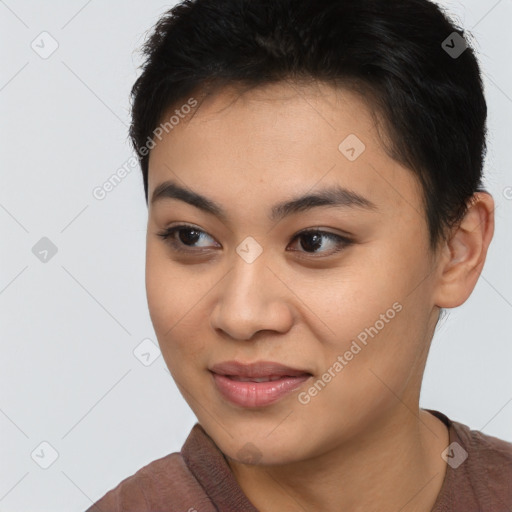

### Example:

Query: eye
xmin=157 ymin=224 xmax=218 ymax=253
xmin=156 ymin=224 xmax=353 ymax=257
xmin=288 ymin=228 xmax=353 ymax=257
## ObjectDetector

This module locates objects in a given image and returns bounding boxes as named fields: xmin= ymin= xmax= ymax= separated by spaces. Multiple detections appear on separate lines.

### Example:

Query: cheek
xmin=298 ymin=303 xmax=426 ymax=443
xmin=146 ymin=241 xmax=195 ymax=328
xmin=314 ymin=248 xmax=432 ymax=391
xmin=145 ymin=242 xmax=213 ymax=369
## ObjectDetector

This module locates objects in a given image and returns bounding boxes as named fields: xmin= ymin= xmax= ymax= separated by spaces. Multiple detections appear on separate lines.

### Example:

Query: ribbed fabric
xmin=85 ymin=409 xmax=512 ymax=511
xmin=427 ymin=409 xmax=512 ymax=511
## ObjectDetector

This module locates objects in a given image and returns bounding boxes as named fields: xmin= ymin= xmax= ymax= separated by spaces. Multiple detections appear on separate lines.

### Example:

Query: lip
xmin=209 ymin=360 xmax=313 ymax=408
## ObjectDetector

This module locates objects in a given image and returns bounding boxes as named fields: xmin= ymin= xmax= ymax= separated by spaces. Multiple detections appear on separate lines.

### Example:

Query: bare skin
xmin=145 ymin=81 xmax=494 ymax=512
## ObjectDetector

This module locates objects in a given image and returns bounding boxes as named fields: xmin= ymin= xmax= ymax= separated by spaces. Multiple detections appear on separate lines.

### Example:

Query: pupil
xmin=301 ymin=233 xmax=322 ymax=252
xmin=180 ymin=229 xmax=200 ymax=245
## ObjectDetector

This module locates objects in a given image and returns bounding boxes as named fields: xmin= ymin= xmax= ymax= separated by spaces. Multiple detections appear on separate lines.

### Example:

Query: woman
xmin=87 ymin=0 xmax=512 ymax=510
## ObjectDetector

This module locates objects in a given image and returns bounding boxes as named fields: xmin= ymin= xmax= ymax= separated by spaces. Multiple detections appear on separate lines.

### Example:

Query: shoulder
xmin=454 ymin=419 xmax=512 ymax=481
xmin=452 ymin=417 xmax=512 ymax=464
xmin=431 ymin=409 xmax=512 ymax=510
xmin=85 ymin=451 xmax=214 ymax=512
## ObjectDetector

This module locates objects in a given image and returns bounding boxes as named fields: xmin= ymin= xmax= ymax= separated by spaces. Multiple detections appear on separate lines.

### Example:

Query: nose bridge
xmin=224 ymin=245 xmax=270 ymax=312
xmin=211 ymin=243 xmax=293 ymax=340
xmin=227 ymin=234 xmax=269 ymax=295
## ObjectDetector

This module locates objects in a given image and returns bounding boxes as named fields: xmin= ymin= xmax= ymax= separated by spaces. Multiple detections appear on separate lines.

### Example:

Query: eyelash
xmin=156 ymin=224 xmax=353 ymax=258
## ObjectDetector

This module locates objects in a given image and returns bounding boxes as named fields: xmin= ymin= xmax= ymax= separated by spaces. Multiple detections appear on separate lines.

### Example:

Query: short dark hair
xmin=130 ymin=0 xmax=487 ymax=249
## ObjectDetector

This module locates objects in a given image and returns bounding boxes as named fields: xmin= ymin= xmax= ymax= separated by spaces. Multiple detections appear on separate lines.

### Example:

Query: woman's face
xmin=145 ymin=82 xmax=441 ymax=464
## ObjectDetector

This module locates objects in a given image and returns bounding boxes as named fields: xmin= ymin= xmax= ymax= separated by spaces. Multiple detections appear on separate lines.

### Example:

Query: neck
xmin=228 ymin=407 xmax=449 ymax=512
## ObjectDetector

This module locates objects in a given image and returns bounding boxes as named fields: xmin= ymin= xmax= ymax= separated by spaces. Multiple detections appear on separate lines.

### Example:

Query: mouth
xmin=209 ymin=360 xmax=313 ymax=407
xmin=226 ymin=375 xmax=293 ymax=382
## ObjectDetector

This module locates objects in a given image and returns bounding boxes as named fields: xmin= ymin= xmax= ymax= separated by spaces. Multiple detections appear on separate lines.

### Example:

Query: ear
xmin=433 ymin=192 xmax=495 ymax=308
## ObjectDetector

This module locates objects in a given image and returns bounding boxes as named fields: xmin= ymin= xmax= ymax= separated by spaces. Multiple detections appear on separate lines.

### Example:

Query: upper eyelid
xmin=160 ymin=224 xmax=352 ymax=250
xmin=163 ymin=223 xmax=350 ymax=240
xmin=157 ymin=224 xmax=353 ymax=260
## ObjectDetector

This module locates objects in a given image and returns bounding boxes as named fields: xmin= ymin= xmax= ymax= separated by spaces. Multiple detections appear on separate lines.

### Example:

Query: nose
xmin=210 ymin=252 xmax=295 ymax=341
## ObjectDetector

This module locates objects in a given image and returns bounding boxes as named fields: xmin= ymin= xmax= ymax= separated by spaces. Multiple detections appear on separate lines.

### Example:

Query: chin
xmin=205 ymin=422 xmax=307 ymax=465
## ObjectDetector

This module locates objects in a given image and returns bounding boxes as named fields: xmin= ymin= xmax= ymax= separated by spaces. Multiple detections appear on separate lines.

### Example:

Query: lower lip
xmin=211 ymin=372 xmax=311 ymax=408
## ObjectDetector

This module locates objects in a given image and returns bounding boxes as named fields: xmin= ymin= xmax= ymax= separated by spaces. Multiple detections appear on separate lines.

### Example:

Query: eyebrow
xmin=150 ymin=180 xmax=378 ymax=223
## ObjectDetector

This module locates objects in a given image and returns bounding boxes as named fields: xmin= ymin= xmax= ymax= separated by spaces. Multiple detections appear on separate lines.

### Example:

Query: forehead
xmin=147 ymin=82 xmax=424 ymax=222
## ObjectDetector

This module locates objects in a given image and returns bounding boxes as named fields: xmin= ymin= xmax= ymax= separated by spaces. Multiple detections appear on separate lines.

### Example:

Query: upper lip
xmin=209 ymin=360 xmax=312 ymax=378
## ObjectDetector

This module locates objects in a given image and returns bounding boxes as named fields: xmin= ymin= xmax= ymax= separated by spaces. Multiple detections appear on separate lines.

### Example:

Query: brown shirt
xmin=85 ymin=410 xmax=512 ymax=511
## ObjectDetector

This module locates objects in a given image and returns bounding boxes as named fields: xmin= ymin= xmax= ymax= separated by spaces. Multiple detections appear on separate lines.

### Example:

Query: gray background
xmin=0 ymin=0 xmax=511 ymax=510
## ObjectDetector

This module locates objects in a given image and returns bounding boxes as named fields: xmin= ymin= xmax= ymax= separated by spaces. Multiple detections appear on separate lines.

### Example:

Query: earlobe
xmin=433 ymin=192 xmax=495 ymax=309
